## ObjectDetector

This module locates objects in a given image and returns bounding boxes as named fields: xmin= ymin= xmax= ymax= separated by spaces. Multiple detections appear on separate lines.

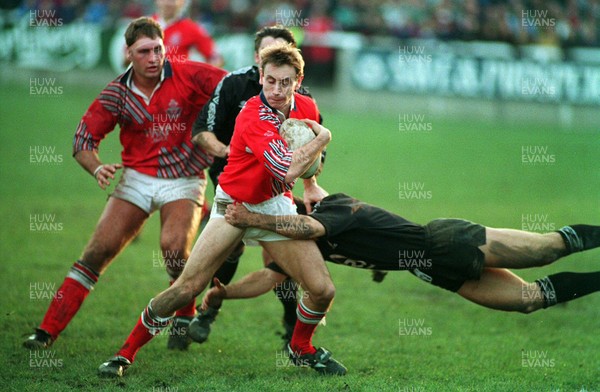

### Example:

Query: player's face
xmin=254 ymin=37 xmax=288 ymax=65
xmin=156 ymin=0 xmax=185 ymax=20
xmin=128 ymin=36 xmax=165 ymax=81
xmin=260 ymin=63 xmax=301 ymax=114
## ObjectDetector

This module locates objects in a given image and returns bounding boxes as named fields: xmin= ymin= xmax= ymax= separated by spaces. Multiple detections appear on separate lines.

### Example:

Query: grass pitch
xmin=0 ymin=73 xmax=598 ymax=391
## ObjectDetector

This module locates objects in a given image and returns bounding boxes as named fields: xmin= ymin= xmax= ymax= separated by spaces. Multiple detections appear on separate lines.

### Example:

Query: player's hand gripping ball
xmin=279 ymin=118 xmax=321 ymax=179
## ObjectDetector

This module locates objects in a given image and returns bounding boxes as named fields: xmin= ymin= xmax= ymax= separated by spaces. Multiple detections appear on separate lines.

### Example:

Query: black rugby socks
xmin=274 ymin=277 xmax=299 ymax=331
xmin=557 ymin=225 xmax=600 ymax=254
xmin=535 ymin=271 xmax=600 ymax=308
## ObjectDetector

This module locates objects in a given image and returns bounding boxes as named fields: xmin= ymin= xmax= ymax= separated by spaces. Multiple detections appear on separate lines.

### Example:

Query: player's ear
xmin=295 ymin=75 xmax=304 ymax=91
xmin=259 ymin=67 xmax=264 ymax=85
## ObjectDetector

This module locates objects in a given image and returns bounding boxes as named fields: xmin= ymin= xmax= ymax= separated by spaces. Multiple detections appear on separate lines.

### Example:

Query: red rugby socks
xmin=289 ymin=298 xmax=326 ymax=355
xmin=39 ymin=260 xmax=99 ymax=339
xmin=117 ymin=300 xmax=173 ymax=362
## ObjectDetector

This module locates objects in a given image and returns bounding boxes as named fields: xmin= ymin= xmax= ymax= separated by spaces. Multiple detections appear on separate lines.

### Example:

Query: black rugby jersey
xmin=310 ymin=193 xmax=428 ymax=270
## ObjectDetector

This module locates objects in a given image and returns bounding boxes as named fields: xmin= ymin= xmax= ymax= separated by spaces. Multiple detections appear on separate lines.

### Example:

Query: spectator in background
xmin=83 ymin=0 xmax=109 ymax=26
xmin=578 ymin=11 xmax=598 ymax=46
xmin=227 ymin=0 xmax=258 ymax=33
xmin=20 ymin=0 xmax=59 ymax=24
xmin=359 ymin=0 xmax=388 ymax=36
xmin=380 ymin=0 xmax=407 ymax=37
xmin=332 ymin=0 xmax=361 ymax=32
xmin=153 ymin=0 xmax=224 ymax=66
xmin=431 ymin=0 xmax=456 ymax=40
xmin=57 ymin=0 xmax=80 ymax=24
xmin=302 ymin=1 xmax=336 ymax=86
xmin=457 ymin=0 xmax=479 ymax=40
xmin=13 ymin=0 xmax=599 ymax=48
xmin=121 ymin=0 xmax=146 ymax=19
xmin=255 ymin=0 xmax=295 ymax=28
xmin=192 ymin=0 xmax=233 ymax=35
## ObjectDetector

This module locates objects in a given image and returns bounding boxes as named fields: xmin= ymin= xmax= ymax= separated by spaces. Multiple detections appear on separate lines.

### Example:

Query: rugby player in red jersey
xmin=23 ymin=17 xmax=227 ymax=352
xmin=153 ymin=0 xmax=224 ymax=67
xmin=189 ymin=25 xmax=316 ymax=345
xmin=97 ymin=43 xmax=347 ymax=377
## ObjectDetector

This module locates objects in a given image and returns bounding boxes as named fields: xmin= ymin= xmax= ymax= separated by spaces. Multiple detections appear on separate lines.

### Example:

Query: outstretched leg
xmin=457 ymin=268 xmax=543 ymax=313
xmin=458 ymin=268 xmax=600 ymax=313
xmin=480 ymin=229 xmax=565 ymax=269
xmin=98 ymin=218 xmax=245 ymax=377
xmin=159 ymin=199 xmax=202 ymax=350
xmin=481 ymin=225 xmax=600 ymax=269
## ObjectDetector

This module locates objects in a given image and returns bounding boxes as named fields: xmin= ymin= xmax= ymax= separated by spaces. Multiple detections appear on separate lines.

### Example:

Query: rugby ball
xmin=279 ymin=119 xmax=320 ymax=178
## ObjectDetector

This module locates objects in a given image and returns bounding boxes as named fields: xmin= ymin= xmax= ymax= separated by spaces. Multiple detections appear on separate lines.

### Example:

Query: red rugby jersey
xmin=218 ymin=92 xmax=321 ymax=204
xmin=72 ymin=60 xmax=227 ymax=178
xmin=153 ymin=15 xmax=219 ymax=64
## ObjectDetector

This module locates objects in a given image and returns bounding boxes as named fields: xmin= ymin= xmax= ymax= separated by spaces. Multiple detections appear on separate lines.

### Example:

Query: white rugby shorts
xmin=211 ymin=185 xmax=296 ymax=242
xmin=112 ymin=168 xmax=206 ymax=214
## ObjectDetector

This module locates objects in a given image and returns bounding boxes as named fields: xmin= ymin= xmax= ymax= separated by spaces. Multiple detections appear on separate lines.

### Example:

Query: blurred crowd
xmin=5 ymin=0 xmax=600 ymax=47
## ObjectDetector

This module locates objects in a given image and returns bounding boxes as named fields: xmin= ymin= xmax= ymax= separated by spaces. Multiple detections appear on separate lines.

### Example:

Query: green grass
xmin=0 ymin=74 xmax=599 ymax=392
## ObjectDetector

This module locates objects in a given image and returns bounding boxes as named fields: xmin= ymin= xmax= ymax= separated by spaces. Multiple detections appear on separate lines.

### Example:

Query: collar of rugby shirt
xmin=123 ymin=60 xmax=172 ymax=105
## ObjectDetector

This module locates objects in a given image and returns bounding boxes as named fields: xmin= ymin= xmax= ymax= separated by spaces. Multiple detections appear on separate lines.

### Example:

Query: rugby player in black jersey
xmin=204 ymin=192 xmax=600 ymax=318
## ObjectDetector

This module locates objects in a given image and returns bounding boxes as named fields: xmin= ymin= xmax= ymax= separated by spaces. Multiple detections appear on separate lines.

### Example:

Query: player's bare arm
xmin=192 ymin=131 xmax=229 ymax=158
xmin=225 ymin=203 xmax=326 ymax=239
xmin=74 ymin=150 xmax=122 ymax=190
xmin=284 ymin=120 xmax=330 ymax=183
xmin=201 ymin=269 xmax=288 ymax=310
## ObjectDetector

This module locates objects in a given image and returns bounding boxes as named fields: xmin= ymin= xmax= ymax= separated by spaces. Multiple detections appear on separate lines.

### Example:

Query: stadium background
xmin=0 ymin=1 xmax=598 ymax=391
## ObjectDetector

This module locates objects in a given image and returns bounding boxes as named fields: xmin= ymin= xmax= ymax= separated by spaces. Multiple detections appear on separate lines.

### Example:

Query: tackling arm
xmin=201 ymin=269 xmax=289 ymax=310
xmin=225 ymin=203 xmax=326 ymax=240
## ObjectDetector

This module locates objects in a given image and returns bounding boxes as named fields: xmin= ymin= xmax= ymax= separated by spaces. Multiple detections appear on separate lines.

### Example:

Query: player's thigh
xmin=480 ymin=227 xmax=561 ymax=268
xmin=176 ymin=218 xmax=245 ymax=290
xmin=260 ymin=240 xmax=332 ymax=294
xmin=481 ymin=228 xmax=536 ymax=265
xmin=159 ymin=199 xmax=202 ymax=252
xmin=457 ymin=267 xmax=541 ymax=312
xmin=82 ymin=197 xmax=148 ymax=271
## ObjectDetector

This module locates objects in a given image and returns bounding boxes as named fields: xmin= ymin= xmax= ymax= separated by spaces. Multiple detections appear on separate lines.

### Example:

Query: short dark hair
xmin=260 ymin=43 xmax=304 ymax=79
xmin=254 ymin=25 xmax=297 ymax=53
xmin=124 ymin=17 xmax=163 ymax=47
